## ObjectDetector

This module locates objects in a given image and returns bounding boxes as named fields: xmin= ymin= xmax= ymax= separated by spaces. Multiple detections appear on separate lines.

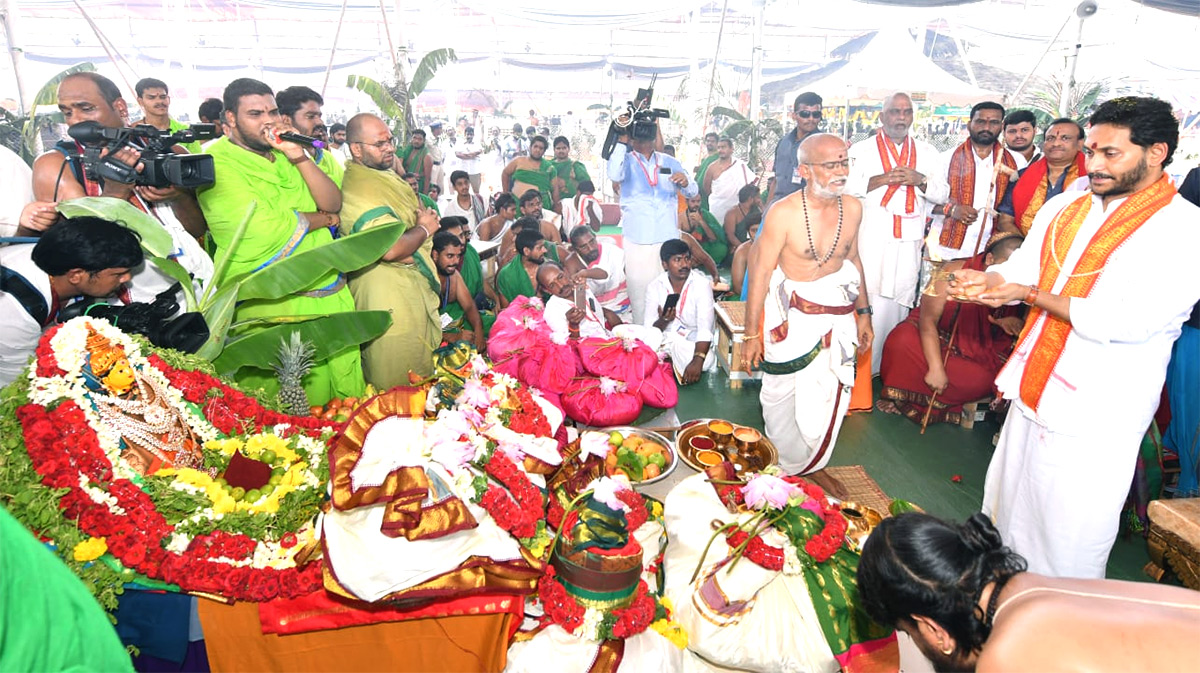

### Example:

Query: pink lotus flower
xmin=586 ymin=475 xmax=633 ymax=512
xmin=456 ymin=378 xmax=491 ymax=409
xmin=579 ymin=431 xmax=612 ymax=461
xmin=742 ymin=474 xmax=802 ymax=511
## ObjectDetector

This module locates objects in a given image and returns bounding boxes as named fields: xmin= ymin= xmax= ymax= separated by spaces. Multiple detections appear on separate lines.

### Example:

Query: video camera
xmin=67 ymin=120 xmax=217 ymax=189
xmin=59 ymin=282 xmax=210 ymax=354
xmin=601 ymin=77 xmax=671 ymax=160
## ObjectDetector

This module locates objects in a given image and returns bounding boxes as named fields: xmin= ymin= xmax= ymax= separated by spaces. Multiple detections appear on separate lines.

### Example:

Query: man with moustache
xmin=502 ymin=135 xmax=558 ymax=210
xmin=948 ymin=96 xmax=1200 ymax=578
xmin=337 ymin=113 xmax=442 ymax=386
xmin=744 ymin=133 xmax=872 ymax=474
xmin=767 ymin=91 xmax=822 ymax=206
xmin=134 ymin=77 xmax=202 ymax=153
xmin=996 ymin=118 xmax=1088 ymax=236
xmin=197 ymin=78 xmax=363 ymax=404
xmin=549 ymin=136 xmax=591 ymax=204
xmin=32 ymin=72 xmax=212 ymax=308
xmin=397 ymin=128 xmax=433 ymax=195
xmin=563 ymin=225 xmax=629 ymax=319
xmin=929 ymin=101 xmax=1019 ymax=262
xmin=847 ymin=92 xmax=948 ymax=374
xmin=431 ymin=230 xmax=487 ymax=351
xmin=275 ymin=85 xmax=343 ymax=186
xmin=643 ymin=238 xmax=716 ymax=385
xmin=703 ymin=137 xmax=753 ymax=225
xmin=694 ymin=131 xmax=720 ymax=208
xmin=1002 ymin=109 xmax=1040 ymax=169
xmin=496 ymin=229 xmax=547 ymax=308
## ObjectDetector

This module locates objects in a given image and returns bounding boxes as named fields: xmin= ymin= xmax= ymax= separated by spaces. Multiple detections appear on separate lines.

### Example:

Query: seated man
xmin=562 ymin=225 xmax=629 ymax=320
xmin=0 ymin=216 xmax=143 ymax=386
xmin=731 ymin=217 xmax=761 ymax=299
xmin=722 ymin=183 xmax=762 ymax=250
xmin=499 ymin=216 xmax=564 ymax=268
xmin=858 ymin=512 xmax=1200 ymax=673
xmin=536 ymin=261 xmax=643 ymax=341
xmin=403 ymin=172 xmax=440 ymax=213
xmin=439 ymin=215 xmax=494 ymax=309
xmin=518 ymin=188 xmax=562 ymax=245
xmin=643 ymin=238 xmax=716 ymax=385
xmin=477 ymin=192 xmax=517 ymax=243
xmin=441 ymin=170 xmax=487 ymax=234
xmin=496 ymin=229 xmax=546 ymax=308
xmin=878 ymin=231 xmax=1024 ymax=425
xmin=558 ymin=179 xmax=602 ymax=234
xmin=679 ymin=193 xmax=728 ymax=267
xmin=431 ymin=231 xmax=487 ymax=351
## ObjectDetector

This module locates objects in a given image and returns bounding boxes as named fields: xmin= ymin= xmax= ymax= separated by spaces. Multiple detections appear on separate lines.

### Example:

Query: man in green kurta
xmin=439 ymin=216 xmax=492 ymax=320
xmin=341 ymin=113 xmax=443 ymax=388
xmin=695 ymin=132 xmax=720 ymax=209
xmin=396 ymin=129 xmax=433 ymax=194
xmin=550 ymin=136 xmax=591 ymax=201
xmin=197 ymin=78 xmax=364 ymax=406
xmin=495 ymin=229 xmax=545 ymax=308
xmin=502 ymin=135 xmax=557 ymax=209
xmin=276 ymin=85 xmax=344 ymax=187
xmin=679 ymin=193 xmax=729 ymax=265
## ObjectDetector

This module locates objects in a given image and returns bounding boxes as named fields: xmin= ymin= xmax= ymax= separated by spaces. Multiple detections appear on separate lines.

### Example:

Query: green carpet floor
xmin=647 ymin=367 xmax=1153 ymax=582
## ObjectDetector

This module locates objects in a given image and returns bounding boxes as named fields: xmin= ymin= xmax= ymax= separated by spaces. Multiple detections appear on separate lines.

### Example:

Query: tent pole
xmin=321 ymin=0 xmax=349 ymax=98
xmin=0 ymin=0 xmax=28 ymax=116
xmin=949 ymin=22 xmax=978 ymax=89
xmin=1008 ymin=12 xmax=1072 ymax=105
xmin=379 ymin=0 xmax=401 ymax=80
xmin=749 ymin=0 xmax=764 ymax=122
xmin=72 ymin=0 xmax=139 ymax=96
xmin=702 ymin=0 xmax=730 ymax=136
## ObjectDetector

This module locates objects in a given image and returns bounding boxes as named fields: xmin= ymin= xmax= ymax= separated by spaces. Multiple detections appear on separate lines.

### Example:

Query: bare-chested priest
xmin=744 ymin=133 xmax=872 ymax=474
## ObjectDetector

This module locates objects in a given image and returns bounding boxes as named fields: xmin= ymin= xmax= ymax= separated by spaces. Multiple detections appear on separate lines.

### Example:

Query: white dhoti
xmin=708 ymin=160 xmax=753 ymax=225
xmin=662 ymin=473 xmax=837 ymax=673
xmin=625 ymin=241 xmax=663 ymax=325
xmin=760 ymin=261 xmax=859 ymax=474
xmin=660 ymin=330 xmax=717 ymax=379
xmin=982 ymin=405 xmax=1144 ymax=579
xmin=856 ymin=228 xmax=921 ymax=375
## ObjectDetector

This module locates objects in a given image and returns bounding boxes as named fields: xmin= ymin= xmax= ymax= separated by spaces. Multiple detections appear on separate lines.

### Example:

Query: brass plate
xmin=600 ymin=426 xmax=678 ymax=487
xmin=675 ymin=418 xmax=778 ymax=478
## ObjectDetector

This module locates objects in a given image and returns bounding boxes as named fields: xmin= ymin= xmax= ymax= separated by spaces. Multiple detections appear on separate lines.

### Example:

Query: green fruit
xmin=222 ymin=483 xmax=234 ymax=493
xmin=230 ymin=487 xmax=246 ymax=501
xmin=608 ymin=431 xmax=624 ymax=447
xmin=648 ymin=453 xmax=666 ymax=468
xmin=268 ymin=474 xmax=282 ymax=486
xmin=272 ymin=467 xmax=285 ymax=477
xmin=245 ymin=489 xmax=261 ymax=503
xmin=259 ymin=449 xmax=277 ymax=465
xmin=216 ymin=478 xmax=228 ymax=488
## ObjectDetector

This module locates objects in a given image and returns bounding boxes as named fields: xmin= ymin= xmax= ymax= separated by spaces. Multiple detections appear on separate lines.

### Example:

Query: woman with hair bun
xmin=857 ymin=512 xmax=1200 ymax=672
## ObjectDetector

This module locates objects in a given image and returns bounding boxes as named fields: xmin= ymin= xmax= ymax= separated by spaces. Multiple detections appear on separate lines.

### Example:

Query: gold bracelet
xmin=743 ymin=332 xmax=761 ymax=341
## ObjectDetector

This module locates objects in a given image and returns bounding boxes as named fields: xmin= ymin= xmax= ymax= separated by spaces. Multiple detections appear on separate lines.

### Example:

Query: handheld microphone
xmin=274 ymin=130 xmax=326 ymax=150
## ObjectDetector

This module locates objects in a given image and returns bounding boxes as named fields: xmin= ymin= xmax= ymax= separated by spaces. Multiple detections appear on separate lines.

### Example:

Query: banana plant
xmin=346 ymin=47 xmax=457 ymax=138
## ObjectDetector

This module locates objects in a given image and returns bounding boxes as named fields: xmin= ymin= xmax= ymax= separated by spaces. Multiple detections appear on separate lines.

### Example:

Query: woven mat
xmin=717 ymin=301 xmax=748 ymax=330
xmin=807 ymin=465 xmax=892 ymax=516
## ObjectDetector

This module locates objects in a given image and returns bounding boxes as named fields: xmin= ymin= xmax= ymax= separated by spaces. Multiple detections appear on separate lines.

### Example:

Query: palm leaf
xmin=711 ymin=106 xmax=746 ymax=122
xmin=409 ymin=48 xmax=458 ymax=101
xmin=345 ymin=74 xmax=405 ymax=121
xmin=55 ymin=197 xmax=175 ymax=257
xmin=212 ymin=310 xmax=392 ymax=375
xmin=234 ymin=222 xmax=404 ymax=301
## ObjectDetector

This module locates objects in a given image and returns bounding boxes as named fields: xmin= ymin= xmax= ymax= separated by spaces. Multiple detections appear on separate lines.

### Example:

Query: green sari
xmin=197 ymin=137 xmax=365 ymax=405
xmin=686 ymin=207 xmax=729 ymax=265
xmin=340 ymin=162 xmax=442 ymax=388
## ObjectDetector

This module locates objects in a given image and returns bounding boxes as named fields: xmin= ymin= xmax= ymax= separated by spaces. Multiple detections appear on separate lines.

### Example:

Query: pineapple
xmin=273 ymin=332 xmax=316 ymax=415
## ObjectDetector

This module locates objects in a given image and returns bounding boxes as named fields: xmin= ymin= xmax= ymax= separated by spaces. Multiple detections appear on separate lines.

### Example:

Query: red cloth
xmin=879 ymin=255 xmax=1019 ymax=423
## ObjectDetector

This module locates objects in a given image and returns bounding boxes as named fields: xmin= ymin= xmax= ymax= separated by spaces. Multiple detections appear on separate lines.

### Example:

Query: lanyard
xmin=633 ymin=150 xmax=659 ymax=188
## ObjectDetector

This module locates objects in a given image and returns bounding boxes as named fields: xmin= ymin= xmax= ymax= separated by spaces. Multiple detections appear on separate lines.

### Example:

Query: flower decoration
xmin=578 ymin=431 xmax=613 ymax=462
xmin=742 ymin=473 xmax=803 ymax=511
xmin=585 ymin=475 xmax=634 ymax=513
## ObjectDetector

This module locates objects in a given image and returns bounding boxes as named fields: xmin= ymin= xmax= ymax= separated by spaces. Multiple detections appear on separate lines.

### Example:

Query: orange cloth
xmin=199 ymin=599 xmax=514 ymax=673
xmin=848 ymin=350 xmax=873 ymax=413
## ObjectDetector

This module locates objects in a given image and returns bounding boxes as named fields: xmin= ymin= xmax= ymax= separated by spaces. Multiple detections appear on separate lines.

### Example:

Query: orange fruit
xmin=309 ymin=405 xmax=323 ymax=417
xmin=643 ymin=463 xmax=662 ymax=480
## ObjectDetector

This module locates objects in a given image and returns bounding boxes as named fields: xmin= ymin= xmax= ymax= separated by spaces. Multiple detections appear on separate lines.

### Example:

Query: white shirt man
xmin=642 ymin=268 xmax=716 ymax=379
xmin=580 ymin=238 xmax=630 ymax=317
xmin=846 ymin=93 xmax=948 ymax=373
xmin=0 ymin=245 xmax=52 ymax=386
xmin=949 ymin=97 xmax=1200 ymax=579
xmin=927 ymin=144 xmax=1020 ymax=261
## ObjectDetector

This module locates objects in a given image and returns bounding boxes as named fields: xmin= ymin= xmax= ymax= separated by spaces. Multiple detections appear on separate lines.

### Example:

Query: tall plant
xmin=1022 ymin=75 xmax=1110 ymax=127
xmin=710 ymin=106 xmax=783 ymax=176
xmin=346 ymin=48 xmax=457 ymax=138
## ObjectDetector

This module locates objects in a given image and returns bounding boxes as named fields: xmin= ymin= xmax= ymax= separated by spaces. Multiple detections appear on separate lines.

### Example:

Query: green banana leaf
xmin=711 ymin=106 xmax=746 ymax=121
xmin=202 ymin=201 xmax=254 ymax=306
xmin=345 ymin=74 xmax=405 ymax=121
xmin=195 ymin=284 xmax=239 ymax=361
xmin=212 ymin=310 xmax=392 ymax=375
xmin=234 ymin=222 xmax=404 ymax=302
xmin=56 ymin=197 xmax=175 ymax=257
xmin=410 ymin=48 xmax=458 ymax=100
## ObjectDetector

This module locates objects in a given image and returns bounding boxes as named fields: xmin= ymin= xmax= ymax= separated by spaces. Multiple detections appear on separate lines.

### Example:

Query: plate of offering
xmin=676 ymin=418 xmax=778 ymax=477
xmin=599 ymin=427 xmax=677 ymax=486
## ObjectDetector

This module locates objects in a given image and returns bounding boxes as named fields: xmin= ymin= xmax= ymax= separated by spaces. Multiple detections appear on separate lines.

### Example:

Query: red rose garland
xmin=538 ymin=566 xmax=662 ymax=640
xmin=719 ymin=475 xmax=848 ymax=567
xmin=478 ymin=452 xmax=544 ymax=539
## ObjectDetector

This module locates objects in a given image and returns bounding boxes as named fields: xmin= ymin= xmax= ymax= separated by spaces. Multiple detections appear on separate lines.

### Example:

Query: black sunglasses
xmin=796 ymin=110 xmax=823 ymax=119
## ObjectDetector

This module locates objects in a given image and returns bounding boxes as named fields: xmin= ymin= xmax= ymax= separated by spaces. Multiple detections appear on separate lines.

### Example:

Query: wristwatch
xmin=856 ymin=306 xmax=873 ymax=316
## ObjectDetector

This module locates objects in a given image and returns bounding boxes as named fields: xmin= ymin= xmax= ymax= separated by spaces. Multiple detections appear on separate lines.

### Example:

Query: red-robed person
xmin=995 ymin=118 xmax=1088 ymax=236
xmin=877 ymin=231 xmax=1025 ymax=425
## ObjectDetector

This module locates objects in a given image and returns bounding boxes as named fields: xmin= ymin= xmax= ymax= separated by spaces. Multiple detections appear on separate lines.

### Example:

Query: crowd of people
xmin=2 ymin=66 xmax=1200 ymax=672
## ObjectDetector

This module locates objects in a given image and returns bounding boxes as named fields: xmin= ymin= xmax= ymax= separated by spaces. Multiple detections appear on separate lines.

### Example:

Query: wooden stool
xmin=959 ymin=397 xmax=993 ymax=429
xmin=1146 ymin=498 xmax=1200 ymax=590
xmin=714 ymin=301 xmax=763 ymax=389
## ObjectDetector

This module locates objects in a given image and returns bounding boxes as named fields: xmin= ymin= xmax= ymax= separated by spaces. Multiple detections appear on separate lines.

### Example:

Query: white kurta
xmin=642 ymin=270 xmax=717 ymax=377
xmin=927 ymin=146 xmax=1020 ymax=261
xmin=583 ymin=241 xmax=630 ymax=317
xmin=847 ymin=134 xmax=947 ymax=374
xmin=760 ymin=260 xmax=860 ymax=474
xmin=983 ymin=189 xmax=1200 ymax=578
xmin=0 ymin=245 xmax=49 ymax=387
xmin=708 ymin=159 xmax=754 ymax=225
xmin=0 ymin=145 xmax=34 ymax=238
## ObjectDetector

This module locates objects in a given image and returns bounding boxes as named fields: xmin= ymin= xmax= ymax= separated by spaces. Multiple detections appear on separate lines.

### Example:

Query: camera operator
xmin=0 ymin=216 xmax=143 ymax=386
xmin=29 ymin=72 xmax=213 ymax=309
xmin=606 ymin=117 xmax=697 ymax=324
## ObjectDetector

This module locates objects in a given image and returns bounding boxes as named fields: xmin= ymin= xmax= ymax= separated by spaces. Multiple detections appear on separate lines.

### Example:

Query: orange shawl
xmin=1011 ymin=152 xmax=1088 ymax=235
xmin=941 ymin=141 xmax=1016 ymax=250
